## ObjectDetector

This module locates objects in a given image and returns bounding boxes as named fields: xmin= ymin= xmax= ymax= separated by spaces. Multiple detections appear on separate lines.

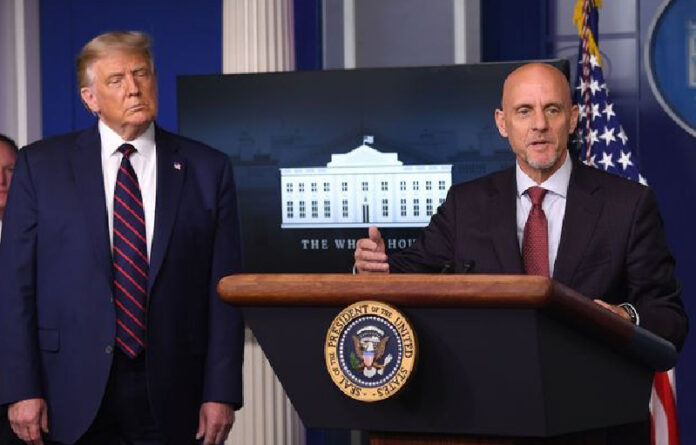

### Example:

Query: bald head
xmin=494 ymin=62 xmax=579 ymax=183
xmin=501 ymin=63 xmax=573 ymax=111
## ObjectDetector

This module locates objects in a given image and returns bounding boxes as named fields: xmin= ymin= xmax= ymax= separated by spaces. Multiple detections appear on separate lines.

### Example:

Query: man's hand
xmin=8 ymin=398 xmax=48 ymax=445
xmin=196 ymin=402 xmax=235 ymax=445
xmin=354 ymin=226 xmax=389 ymax=273
xmin=593 ymin=299 xmax=632 ymax=322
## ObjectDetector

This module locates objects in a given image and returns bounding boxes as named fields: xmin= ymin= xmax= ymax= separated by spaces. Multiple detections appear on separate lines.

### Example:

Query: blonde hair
xmin=76 ymin=31 xmax=154 ymax=89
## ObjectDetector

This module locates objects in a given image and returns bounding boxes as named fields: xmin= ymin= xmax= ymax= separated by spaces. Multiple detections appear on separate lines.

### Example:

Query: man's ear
xmin=80 ymin=87 xmax=99 ymax=114
xmin=569 ymin=104 xmax=579 ymax=134
xmin=494 ymin=109 xmax=508 ymax=138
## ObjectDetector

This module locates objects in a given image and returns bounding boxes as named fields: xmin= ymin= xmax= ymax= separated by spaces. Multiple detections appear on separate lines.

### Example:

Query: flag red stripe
xmin=653 ymin=371 xmax=680 ymax=445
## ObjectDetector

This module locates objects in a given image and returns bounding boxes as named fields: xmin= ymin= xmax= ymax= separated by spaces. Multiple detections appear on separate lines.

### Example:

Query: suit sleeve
xmin=626 ymin=187 xmax=688 ymax=351
xmin=0 ymin=148 xmax=43 ymax=404
xmin=389 ymin=186 xmax=457 ymax=273
xmin=201 ymin=158 xmax=245 ymax=408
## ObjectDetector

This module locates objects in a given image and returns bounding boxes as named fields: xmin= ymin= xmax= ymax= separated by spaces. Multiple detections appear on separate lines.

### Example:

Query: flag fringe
xmin=573 ymin=0 xmax=603 ymax=66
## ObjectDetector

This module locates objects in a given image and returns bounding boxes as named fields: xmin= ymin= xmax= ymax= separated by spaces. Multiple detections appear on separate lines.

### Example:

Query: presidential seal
xmin=324 ymin=301 xmax=417 ymax=402
xmin=646 ymin=0 xmax=696 ymax=138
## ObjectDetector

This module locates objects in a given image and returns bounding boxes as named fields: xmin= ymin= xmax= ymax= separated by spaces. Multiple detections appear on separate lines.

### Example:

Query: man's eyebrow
xmin=105 ymin=71 xmax=125 ymax=79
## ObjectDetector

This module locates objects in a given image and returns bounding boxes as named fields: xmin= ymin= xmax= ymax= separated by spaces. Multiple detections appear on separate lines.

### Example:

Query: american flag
xmin=573 ymin=0 xmax=645 ymax=185
xmin=573 ymin=1 xmax=679 ymax=445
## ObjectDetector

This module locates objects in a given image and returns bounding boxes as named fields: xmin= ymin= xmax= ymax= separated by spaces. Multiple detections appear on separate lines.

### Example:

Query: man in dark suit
xmin=354 ymin=63 xmax=687 ymax=443
xmin=0 ymin=133 xmax=18 ymax=239
xmin=0 ymin=31 xmax=243 ymax=445
xmin=0 ymin=133 xmax=19 ymax=445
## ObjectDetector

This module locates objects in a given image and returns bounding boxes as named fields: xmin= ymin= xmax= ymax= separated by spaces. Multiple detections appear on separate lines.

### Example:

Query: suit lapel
xmin=487 ymin=170 xmax=524 ymax=274
xmin=553 ymin=162 xmax=603 ymax=284
xmin=148 ymin=127 xmax=185 ymax=293
xmin=69 ymin=126 xmax=112 ymax=280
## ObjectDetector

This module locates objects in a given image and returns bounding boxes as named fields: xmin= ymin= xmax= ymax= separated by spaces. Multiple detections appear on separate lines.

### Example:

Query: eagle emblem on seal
xmin=350 ymin=326 xmax=393 ymax=378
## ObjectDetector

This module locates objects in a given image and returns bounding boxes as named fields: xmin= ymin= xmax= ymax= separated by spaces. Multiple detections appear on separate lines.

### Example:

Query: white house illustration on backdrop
xmin=280 ymin=136 xmax=452 ymax=228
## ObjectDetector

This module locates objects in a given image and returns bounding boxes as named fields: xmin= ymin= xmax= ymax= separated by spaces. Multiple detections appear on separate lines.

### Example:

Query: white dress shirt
xmin=99 ymin=120 xmax=157 ymax=259
xmin=515 ymin=154 xmax=572 ymax=277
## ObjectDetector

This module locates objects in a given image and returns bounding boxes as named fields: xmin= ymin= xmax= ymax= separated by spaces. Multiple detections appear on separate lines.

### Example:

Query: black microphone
xmin=439 ymin=262 xmax=453 ymax=274
xmin=439 ymin=260 xmax=475 ymax=274
xmin=461 ymin=260 xmax=476 ymax=273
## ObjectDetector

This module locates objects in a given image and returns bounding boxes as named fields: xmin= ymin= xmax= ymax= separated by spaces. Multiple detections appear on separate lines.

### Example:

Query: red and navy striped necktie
xmin=522 ymin=186 xmax=549 ymax=277
xmin=112 ymin=143 xmax=148 ymax=358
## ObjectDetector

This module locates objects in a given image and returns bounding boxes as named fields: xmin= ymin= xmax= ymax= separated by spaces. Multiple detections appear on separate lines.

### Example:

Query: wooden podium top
xmin=218 ymin=273 xmax=677 ymax=371
xmin=219 ymin=273 xmax=552 ymax=307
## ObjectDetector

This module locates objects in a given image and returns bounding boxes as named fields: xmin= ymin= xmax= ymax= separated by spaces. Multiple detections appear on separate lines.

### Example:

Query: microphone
xmin=439 ymin=262 xmax=453 ymax=274
xmin=461 ymin=260 xmax=475 ymax=274
xmin=439 ymin=260 xmax=475 ymax=274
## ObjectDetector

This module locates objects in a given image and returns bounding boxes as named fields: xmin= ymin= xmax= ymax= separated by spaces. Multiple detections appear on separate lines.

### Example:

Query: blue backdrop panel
xmin=641 ymin=1 xmax=696 ymax=439
xmin=40 ymin=0 xmax=222 ymax=137
xmin=481 ymin=0 xmax=548 ymax=62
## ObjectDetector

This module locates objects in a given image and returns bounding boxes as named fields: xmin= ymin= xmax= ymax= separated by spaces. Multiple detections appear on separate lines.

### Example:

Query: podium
xmin=218 ymin=274 xmax=677 ymax=444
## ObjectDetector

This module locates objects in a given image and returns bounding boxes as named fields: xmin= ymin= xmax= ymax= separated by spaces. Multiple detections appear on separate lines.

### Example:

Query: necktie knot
xmin=527 ymin=186 xmax=547 ymax=207
xmin=118 ymin=143 xmax=137 ymax=159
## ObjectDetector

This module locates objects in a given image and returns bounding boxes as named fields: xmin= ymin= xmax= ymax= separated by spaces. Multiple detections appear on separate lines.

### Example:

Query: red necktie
xmin=112 ymin=143 xmax=148 ymax=358
xmin=523 ymin=186 xmax=549 ymax=277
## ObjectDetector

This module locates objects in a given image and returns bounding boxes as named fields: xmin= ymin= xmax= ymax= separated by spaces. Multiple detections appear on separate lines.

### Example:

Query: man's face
xmin=80 ymin=51 xmax=158 ymax=141
xmin=0 ymin=142 xmax=17 ymax=217
xmin=494 ymin=64 xmax=578 ymax=181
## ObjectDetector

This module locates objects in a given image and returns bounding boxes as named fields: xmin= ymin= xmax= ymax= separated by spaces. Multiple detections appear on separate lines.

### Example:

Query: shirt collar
xmin=516 ymin=151 xmax=572 ymax=198
xmin=99 ymin=120 xmax=156 ymax=161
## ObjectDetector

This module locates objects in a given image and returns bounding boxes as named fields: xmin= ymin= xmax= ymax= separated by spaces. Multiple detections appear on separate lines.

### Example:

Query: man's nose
xmin=531 ymin=109 xmax=549 ymax=131
xmin=125 ymin=74 xmax=141 ymax=96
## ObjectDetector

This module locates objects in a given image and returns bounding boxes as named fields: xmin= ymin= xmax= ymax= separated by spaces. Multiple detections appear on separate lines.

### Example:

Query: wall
xmin=322 ymin=0 xmax=480 ymax=69
xmin=0 ymin=0 xmax=41 ymax=146
xmin=40 ymin=0 xmax=222 ymax=137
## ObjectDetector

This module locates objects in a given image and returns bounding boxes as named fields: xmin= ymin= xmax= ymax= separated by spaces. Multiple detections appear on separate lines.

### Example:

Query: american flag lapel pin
xmin=173 ymin=162 xmax=182 ymax=171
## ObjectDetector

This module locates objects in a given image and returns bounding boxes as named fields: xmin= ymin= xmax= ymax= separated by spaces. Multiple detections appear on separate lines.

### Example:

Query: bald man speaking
xmin=354 ymin=63 xmax=687 ymax=444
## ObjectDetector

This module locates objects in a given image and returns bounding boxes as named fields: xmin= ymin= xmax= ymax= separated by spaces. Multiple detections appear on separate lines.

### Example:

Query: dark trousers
xmin=70 ymin=349 xmax=167 ymax=445
xmin=45 ymin=350 xmax=169 ymax=445
xmin=2 ymin=350 xmax=203 ymax=445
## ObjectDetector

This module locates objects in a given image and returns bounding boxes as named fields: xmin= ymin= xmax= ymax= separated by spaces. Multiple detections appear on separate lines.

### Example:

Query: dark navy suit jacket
xmin=0 ymin=125 xmax=244 ymax=444
xmin=389 ymin=159 xmax=688 ymax=351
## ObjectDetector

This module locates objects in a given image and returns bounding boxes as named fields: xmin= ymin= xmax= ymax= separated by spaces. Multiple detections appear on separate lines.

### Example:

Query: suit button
xmin=105 ymin=345 xmax=113 ymax=354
